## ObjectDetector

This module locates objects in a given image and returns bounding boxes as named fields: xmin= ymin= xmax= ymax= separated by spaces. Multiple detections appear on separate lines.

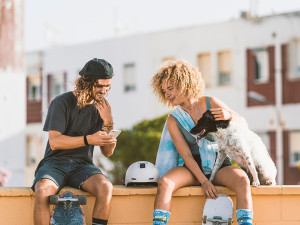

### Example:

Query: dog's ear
xmin=203 ymin=110 xmax=215 ymax=121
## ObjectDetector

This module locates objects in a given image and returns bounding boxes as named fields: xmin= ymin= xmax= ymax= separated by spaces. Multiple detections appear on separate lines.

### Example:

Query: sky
xmin=24 ymin=0 xmax=300 ymax=52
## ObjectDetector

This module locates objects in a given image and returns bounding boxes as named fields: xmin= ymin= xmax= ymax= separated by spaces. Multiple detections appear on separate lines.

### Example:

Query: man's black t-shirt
xmin=39 ymin=91 xmax=103 ymax=166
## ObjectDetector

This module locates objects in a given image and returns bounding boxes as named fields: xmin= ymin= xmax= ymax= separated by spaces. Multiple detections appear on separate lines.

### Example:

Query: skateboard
xmin=49 ymin=191 xmax=87 ymax=225
xmin=202 ymin=194 xmax=233 ymax=225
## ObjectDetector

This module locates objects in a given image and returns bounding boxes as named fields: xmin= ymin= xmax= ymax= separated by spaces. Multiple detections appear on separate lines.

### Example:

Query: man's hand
xmin=94 ymin=98 xmax=114 ymax=126
xmin=87 ymin=131 xmax=116 ymax=147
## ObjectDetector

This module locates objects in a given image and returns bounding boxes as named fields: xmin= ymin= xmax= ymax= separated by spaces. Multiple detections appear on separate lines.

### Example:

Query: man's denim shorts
xmin=32 ymin=158 xmax=103 ymax=192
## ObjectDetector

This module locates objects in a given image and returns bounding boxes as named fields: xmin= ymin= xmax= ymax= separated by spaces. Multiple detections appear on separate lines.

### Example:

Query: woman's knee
xmin=234 ymin=173 xmax=251 ymax=193
xmin=157 ymin=176 xmax=176 ymax=193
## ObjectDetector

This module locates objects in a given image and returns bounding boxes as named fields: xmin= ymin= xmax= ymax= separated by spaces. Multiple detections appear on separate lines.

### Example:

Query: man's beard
xmin=93 ymin=92 xmax=105 ymax=103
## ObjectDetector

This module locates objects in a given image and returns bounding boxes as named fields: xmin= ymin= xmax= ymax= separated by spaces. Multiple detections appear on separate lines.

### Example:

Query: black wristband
xmin=83 ymin=135 xmax=89 ymax=146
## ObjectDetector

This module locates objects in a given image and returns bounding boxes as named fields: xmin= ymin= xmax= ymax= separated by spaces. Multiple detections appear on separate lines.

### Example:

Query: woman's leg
xmin=153 ymin=166 xmax=199 ymax=225
xmin=212 ymin=166 xmax=252 ymax=209
xmin=155 ymin=166 xmax=200 ymax=210
xmin=213 ymin=166 xmax=253 ymax=225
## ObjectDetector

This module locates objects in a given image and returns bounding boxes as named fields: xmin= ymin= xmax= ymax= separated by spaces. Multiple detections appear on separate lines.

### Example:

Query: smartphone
xmin=108 ymin=129 xmax=121 ymax=138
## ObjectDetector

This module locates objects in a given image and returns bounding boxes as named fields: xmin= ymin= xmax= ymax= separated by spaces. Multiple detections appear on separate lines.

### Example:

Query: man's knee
xmin=34 ymin=179 xmax=58 ymax=200
xmin=101 ymin=180 xmax=113 ymax=194
xmin=94 ymin=179 xmax=113 ymax=198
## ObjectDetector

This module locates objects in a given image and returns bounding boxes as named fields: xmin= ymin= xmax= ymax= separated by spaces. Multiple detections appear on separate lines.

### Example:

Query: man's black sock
xmin=92 ymin=218 xmax=108 ymax=225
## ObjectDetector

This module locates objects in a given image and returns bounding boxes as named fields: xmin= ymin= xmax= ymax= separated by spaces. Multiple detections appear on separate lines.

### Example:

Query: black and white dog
xmin=190 ymin=110 xmax=277 ymax=186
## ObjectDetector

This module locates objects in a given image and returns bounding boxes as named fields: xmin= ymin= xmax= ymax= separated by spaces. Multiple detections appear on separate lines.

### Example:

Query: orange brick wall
xmin=0 ymin=185 xmax=300 ymax=225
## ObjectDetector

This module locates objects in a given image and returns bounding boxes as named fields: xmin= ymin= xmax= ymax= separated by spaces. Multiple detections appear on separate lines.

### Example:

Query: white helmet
xmin=125 ymin=161 xmax=159 ymax=186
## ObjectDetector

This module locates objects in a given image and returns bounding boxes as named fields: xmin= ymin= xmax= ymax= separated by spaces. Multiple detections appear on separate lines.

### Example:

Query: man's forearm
xmin=49 ymin=131 xmax=86 ymax=150
xmin=100 ymin=143 xmax=116 ymax=157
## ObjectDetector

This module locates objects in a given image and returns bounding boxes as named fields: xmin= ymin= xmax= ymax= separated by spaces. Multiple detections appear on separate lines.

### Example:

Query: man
xmin=32 ymin=58 xmax=117 ymax=225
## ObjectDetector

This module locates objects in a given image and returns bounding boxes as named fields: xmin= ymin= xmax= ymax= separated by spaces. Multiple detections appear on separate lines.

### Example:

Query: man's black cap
xmin=79 ymin=58 xmax=114 ymax=79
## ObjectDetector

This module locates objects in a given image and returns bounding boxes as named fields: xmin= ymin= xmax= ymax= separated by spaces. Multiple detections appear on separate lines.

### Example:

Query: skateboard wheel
xmin=202 ymin=215 xmax=207 ymax=224
xmin=78 ymin=195 xmax=87 ymax=205
xmin=49 ymin=195 xmax=59 ymax=205
xmin=227 ymin=218 xmax=232 ymax=225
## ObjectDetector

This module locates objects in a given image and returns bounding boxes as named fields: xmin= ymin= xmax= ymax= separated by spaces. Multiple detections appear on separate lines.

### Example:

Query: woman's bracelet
xmin=201 ymin=179 xmax=208 ymax=185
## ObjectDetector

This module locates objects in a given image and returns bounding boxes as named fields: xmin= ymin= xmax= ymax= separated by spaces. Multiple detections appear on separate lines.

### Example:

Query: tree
xmin=109 ymin=114 xmax=168 ymax=184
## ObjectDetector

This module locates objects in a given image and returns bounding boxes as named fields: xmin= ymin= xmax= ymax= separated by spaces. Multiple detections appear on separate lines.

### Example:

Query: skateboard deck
xmin=49 ymin=191 xmax=87 ymax=225
xmin=202 ymin=193 xmax=233 ymax=225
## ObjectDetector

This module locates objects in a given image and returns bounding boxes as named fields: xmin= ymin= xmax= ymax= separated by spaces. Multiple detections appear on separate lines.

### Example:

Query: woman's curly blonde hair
xmin=74 ymin=77 xmax=98 ymax=109
xmin=151 ymin=60 xmax=205 ymax=106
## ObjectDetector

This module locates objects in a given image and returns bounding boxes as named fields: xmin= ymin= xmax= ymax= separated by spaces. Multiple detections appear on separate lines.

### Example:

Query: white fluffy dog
xmin=190 ymin=110 xmax=277 ymax=186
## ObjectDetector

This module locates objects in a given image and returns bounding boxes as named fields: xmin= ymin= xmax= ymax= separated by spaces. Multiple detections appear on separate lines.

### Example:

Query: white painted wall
xmin=147 ymin=13 xmax=300 ymax=132
xmin=35 ymin=12 xmax=300 ymax=185
xmin=43 ymin=35 xmax=164 ymax=129
xmin=41 ymin=13 xmax=300 ymax=131
xmin=0 ymin=72 xmax=26 ymax=186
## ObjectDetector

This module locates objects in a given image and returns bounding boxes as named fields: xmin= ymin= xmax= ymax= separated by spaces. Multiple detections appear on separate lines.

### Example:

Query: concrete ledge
xmin=1 ymin=185 xmax=300 ymax=224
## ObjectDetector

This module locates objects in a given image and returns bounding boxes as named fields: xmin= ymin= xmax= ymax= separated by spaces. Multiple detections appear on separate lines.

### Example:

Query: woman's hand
xmin=210 ymin=108 xmax=232 ymax=121
xmin=201 ymin=180 xmax=218 ymax=199
xmin=94 ymin=98 xmax=114 ymax=125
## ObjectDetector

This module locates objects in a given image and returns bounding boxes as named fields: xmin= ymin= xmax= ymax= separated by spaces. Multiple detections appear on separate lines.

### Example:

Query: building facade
xmin=0 ymin=0 xmax=25 ymax=186
xmin=25 ymin=11 xmax=300 ymax=185
xmin=24 ymin=51 xmax=44 ymax=185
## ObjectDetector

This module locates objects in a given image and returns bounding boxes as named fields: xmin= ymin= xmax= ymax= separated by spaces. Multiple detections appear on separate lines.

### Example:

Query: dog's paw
xmin=266 ymin=180 xmax=275 ymax=186
xmin=252 ymin=181 xmax=260 ymax=187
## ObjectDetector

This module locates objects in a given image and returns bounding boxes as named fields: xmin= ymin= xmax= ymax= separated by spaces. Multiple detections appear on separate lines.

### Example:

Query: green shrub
xmin=109 ymin=114 xmax=168 ymax=184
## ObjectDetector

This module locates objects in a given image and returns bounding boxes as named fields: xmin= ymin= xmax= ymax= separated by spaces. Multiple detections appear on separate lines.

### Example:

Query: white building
xmin=25 ymin=11 xmax=300 ymax=185
xmin=25 ymin=51 xmax=44 ymax=185
xmin=0 ymin=0 xmax=25 ymax=186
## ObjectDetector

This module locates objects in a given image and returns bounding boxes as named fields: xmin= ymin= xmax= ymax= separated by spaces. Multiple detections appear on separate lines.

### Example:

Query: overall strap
xmin=206 ymin=96 xmax=211 ymax=110
xmin=205 ymin=96 xmax=215 ymax=142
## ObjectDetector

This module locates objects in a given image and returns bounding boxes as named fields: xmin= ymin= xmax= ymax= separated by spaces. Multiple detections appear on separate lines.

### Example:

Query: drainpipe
xmin=274 ymin=34 xmax=284 ymax=185
xmin=248 ymin=90 xmax=284 ymax=184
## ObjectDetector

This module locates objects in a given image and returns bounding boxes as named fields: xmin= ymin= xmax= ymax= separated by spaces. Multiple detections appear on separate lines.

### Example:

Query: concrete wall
xmin=0 ymin=185 xmax=300 ymax=225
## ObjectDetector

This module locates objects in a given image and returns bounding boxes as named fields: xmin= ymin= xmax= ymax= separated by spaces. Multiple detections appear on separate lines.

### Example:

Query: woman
xmin=151 ymin=60 xmax=253 ymax=225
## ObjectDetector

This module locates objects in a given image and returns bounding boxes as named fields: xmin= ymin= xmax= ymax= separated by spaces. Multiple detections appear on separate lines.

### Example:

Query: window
xmin=198 ymin=53 xmax=212 ymax=87
xmin=252 ymin=48 xmax=269 ymax=83
xmin=26 ymin=136 xmax=36 ymax=166
xmin=124 ymin=63 xmax=136 ymax=92
xmin=288 ymin=39 xmax=300 ymax=78
xmin=26 ymin=134 xmax=43 ymax=166
xmin=218 ymin=51 xmax=232 ymax=85
xmin=27 ymin=75 xmax=42 ymax=102
xmin=48 ymin=73 xmax=66 ymax=102
xmin=290 ymin=131 xmax=300 ymax=167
